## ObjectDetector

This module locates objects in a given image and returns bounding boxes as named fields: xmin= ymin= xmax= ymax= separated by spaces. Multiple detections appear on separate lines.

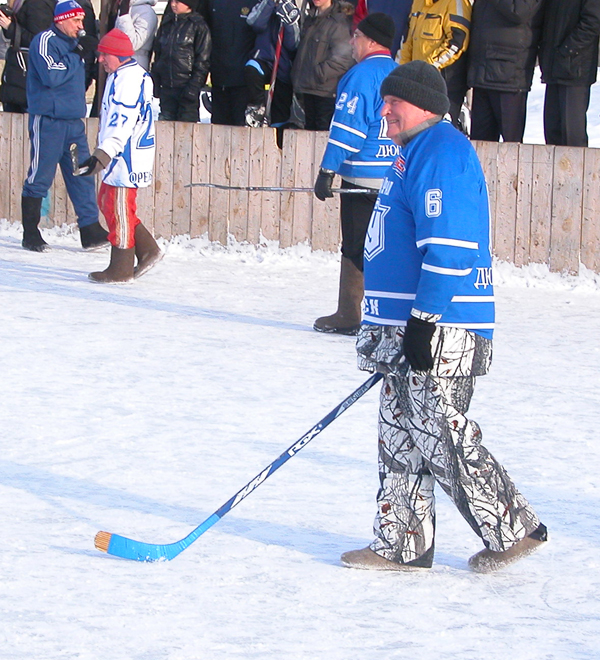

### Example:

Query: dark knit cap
xmin=380 ymin=61 xmax=450 ymax=116
xmin=357 ymin=12 xmax=395 ymax=50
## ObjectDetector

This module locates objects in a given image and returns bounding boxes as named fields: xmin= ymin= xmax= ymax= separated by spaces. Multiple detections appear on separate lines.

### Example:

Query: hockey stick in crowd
xmin=185 ymin=182 xmax=372 ymax=194
xmin=264 ymin=23 xmax=285 ymax=126
xmin=94 ymin=372 xmax=383 ymax=562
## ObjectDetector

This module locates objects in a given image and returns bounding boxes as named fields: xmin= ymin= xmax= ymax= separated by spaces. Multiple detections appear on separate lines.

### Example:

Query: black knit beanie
xmin=357 ymin=12 xmax=395 ymax=50
xmin=380 ymin=61 xmax=450 ymax=116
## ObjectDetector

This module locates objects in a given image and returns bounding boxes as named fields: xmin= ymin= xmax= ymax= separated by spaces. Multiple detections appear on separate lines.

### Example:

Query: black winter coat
xmin=152 ymin=12 xmax=211 ymax=95
xmin=539 ymin=0 xmax=600 ymax=87
xmin=467 ymin=0 xmax=544 ymax=92
xmin=291 ymin=1 xmax=354 ymax=98
xmin=0 ymin=0 xmax=54 ymax=108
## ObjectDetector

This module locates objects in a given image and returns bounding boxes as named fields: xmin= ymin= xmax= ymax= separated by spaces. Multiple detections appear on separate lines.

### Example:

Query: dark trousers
xmin=158 ymin=86 xmax=199 ymax=123
xmin=302 ymin=93 xmax=336 ymax=131
xmin=544 ymin=84 xmax=591 ymax=147
xmin=211 ymin=85 xmax=248 ymax=126
xmin=470 ymin=88 xmax=528 ymax=142
xmin=340 ymin=178 xmax=378 ymax=272
xmin=244 ymin=60 xmax=293 ymax=127
xmin=22 ymin=114 xmax=98 ymax=228
xmin=2 ymin=101 xmax=26 ymax=113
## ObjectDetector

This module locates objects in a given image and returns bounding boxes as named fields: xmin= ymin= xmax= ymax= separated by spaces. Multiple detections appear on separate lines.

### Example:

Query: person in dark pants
xmin=467 ymin=0 xmax=544 ymax=142
xmin=21 ymin=0 xmax=108 ymax=252
xmin=539 ymin=0 xmax=600 ymax=147
xmin=206 ymin=0 xmax=259 ymax=126
xmin=152 ymin=0 xmax=211 ymax=122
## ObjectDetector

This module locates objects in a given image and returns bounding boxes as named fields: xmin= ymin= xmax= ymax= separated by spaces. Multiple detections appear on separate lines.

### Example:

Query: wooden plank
xmin=10 ymin=113 xmax=26 ymax=227
xmin=246 ymin=127 xmax=264 ymax=244
xmin=0 ymin=112 xmax=12 ymax=220
xmin=153 ymin=120 xmax=175 ymax=239
xmin=311 ymin=130 xmax=340 ymax=252
xmin=279 ymin=128 xmax=297 ymax=248
xmin=550 ymin=146 xmax=584 ymax=274
xmin=172 ymin=121 xmax=194 ymax=237
xmin=208 ymin=124 xmax=231 ymax=244
xmin=190 ymin=123 xmax=211 ymax=238
xmin=494 ymin=142 xmax=519 ymax=263
xmin=529 ymin=144 xmax=554 ymax=265
xmin=259 ymin=127 xmax=281 ymax=242
xmin=228 ymin=125 xmax=251 ymax=242
xmin=473 ymin=140 xmax=499 ymax=255
xmin=581 ymin=147 xmax=600 ymax=273
xmin=514 ymin=143 xmax=533 ymax=266
xmin=291 ymin=129 xmax=315 ymax=246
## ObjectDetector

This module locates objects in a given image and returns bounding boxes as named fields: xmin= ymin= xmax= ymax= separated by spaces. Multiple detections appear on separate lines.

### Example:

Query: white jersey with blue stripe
xmin=363 ymin=120 xmax=495 ymax=339
xmin=98 ymin=60 xmax=155 ymax=189
xmin=320 ymin=53 xmax=399 ymax=181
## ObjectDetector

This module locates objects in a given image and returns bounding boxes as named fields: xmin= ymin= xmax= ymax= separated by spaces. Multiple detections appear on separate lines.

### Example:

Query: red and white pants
xmin=98 ymin=182 xmax=140 ymax=249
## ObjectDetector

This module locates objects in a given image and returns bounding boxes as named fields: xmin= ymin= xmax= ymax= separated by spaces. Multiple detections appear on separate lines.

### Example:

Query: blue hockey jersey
xmin=320 ymin=52 xmax=398 ymax=183
xmin=363 ymin=120 xmax=495 ymax=339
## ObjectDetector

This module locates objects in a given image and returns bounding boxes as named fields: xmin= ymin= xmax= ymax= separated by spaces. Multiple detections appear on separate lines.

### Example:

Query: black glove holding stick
xmin=314 ymin=168 xmax=335 ymax=201
xmin=402 ymin=316 xmax=436 ymax=373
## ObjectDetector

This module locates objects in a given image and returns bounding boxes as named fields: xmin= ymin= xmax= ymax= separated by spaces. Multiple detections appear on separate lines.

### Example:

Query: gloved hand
xmin=402 ymin=316 xmax=436 ymax=372
xmin=181 ymin=84 xmax=200 ymax=102
xmin=76 ymin=149 xmax=111 ymax=176
xmin=75 ymin=35 xmax=99 ymax=58
xmin=275 ymin=0 xmax=300 ymax=25
xmin=118 ymin=0 xmax=131 ymax=16
xmin=314 ymin=168 xmax=335 ymax=201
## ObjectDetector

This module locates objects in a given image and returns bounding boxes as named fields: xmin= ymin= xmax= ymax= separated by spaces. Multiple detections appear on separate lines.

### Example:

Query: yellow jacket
xmin=400 ymin=0 xmax=471 ymax=70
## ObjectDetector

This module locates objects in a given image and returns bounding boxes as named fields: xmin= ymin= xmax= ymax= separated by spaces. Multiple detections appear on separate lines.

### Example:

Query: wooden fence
xmin=1 ymin=111 xmax=599 ymax=274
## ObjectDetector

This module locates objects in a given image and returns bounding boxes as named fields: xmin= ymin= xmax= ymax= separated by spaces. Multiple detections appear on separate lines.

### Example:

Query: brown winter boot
xmin=88 ymin=246 xmax=135 ymax=283
xmin=314 ymin=256 xmax=364 ymax=335
xmin=468 ymin=527 xmax=548 ymax=573
xmin=133 ymin=223 xmax=163 ymax=279
xmin=340 ymin=547 xmax=432 ymax=571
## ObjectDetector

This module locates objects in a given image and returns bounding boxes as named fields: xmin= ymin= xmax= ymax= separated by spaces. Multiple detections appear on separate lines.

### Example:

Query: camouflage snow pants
xmin=356 ymin=324 xmax=541 ymax=565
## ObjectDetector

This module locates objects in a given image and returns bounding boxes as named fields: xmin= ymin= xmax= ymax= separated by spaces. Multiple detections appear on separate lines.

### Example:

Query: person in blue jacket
xmin=313 ymin=12 xmax=397 ymax=335
xmin=20 ymin=0 xmax=108 ymax=252
xmin=341 ymin=61 xmax=548 ymax=573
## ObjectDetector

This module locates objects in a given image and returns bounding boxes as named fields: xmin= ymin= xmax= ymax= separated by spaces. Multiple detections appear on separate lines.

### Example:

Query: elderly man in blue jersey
xmin=21 ymin=0 xmax=108 ymax=252
xmin=341 ymin=61 xmax=548 ymax=573
xmin=313 ymin=12 xmax=397 ymax=336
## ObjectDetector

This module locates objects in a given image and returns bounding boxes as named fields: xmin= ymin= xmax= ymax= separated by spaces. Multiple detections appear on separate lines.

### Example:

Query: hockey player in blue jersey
xmin=312 ymin=12 xmax=397 ymax=336
xmin=341 ymin=61 xmax=548 ymax=573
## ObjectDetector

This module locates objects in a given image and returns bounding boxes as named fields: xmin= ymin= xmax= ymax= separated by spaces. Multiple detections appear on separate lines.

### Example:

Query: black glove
xmin=314 ymin=168 xmax=334 ymax=201
xmin=118 ymin=0 xmax=131 ymax=16
xmin=76 ymin=149 xmax=111 ymax=176
xmin=402 ymin=316 xmax=436 ymax=373
xmin=75 ymin=35 xmax=99 ymax=58
xmin=180 ymin=84 xmax=200 ymax=102
xmin=275 ymin=0 xmax=300 ymax=25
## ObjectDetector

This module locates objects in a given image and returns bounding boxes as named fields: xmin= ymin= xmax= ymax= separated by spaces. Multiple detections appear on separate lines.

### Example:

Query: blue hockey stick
xmin=94 ymin=372 xmax=383 ymax=562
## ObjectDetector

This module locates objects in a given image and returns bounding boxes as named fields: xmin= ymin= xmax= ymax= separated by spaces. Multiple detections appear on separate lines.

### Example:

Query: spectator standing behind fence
xmin=467 ymin=0 xmax=544 ymax=142
xmin=291 ymin=0 xmax=354 ymax=131
xmin=353 ymin=0 xmax=412 ymax=59
xmin=206 ymin=0 xmax=259 ymax=126
xmin=21 ymin=0 xmax=108 ymax=253
xmin=244 ymin=0 xmax=300 ymax=129
xmin=399 ymin=0 xmax=471 ymax=130
xmin=152 ymin=0 xmax=210 ymax=122
xmin=313 ymin=13 xmax=397 ymax=336
xmin=539 ymin=0 xmax=600 ymax=148
xmin=0 ymin=0 xmax=54 ymax=113
xmin=115 ymin=0 xmax=159 ymax=71
xmin=76 ymin=29 xmax=162 ymax=283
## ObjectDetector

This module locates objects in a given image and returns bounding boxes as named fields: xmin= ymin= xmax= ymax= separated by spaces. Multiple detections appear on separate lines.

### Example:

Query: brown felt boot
xmin=468 ymin=528 xmax=548 ymax=573
xmin=133 ymin=223 xmax=163 ymax=279
xmin=340 ymin=547 xmax=432 ymax=571
xmin=314 ymin=256 xmax=364 ymax=335
xmin=88 ymin=246 xmax=135 ymax=283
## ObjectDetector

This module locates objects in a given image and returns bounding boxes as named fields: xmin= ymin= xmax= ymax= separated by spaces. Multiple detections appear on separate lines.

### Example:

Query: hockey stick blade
xmin=94 ymin=372 xmax=383 ymax=562
xmin=185 ymin=182 xmax=371 ymax=194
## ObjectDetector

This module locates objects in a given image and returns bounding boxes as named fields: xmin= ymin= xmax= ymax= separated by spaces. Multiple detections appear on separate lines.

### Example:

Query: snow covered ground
xmin=0 ymin=221 xmax=600 ymax=659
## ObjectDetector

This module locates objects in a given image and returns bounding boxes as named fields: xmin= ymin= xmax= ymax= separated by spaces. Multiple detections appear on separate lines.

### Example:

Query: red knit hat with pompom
xmin=98 ymin=28 xmax=134 ymax=57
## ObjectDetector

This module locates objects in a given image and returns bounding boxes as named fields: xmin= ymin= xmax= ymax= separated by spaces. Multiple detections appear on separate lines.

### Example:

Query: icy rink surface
xmin=0 ymin=221 xmax=599 ymax=660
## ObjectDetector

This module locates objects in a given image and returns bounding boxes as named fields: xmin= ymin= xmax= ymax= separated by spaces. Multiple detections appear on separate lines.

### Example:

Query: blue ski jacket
xmin=363 ymin=120 xmax=495 ymax=339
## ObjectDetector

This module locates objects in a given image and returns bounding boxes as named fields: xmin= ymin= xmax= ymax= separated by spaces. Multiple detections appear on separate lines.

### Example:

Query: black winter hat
xmin=380 ymin=61 xmax=450 ymax=116
xmin=356 ymin=12 xmax=395 ymax=50
xmin=178 ymin=0 xmax=198 ymax=10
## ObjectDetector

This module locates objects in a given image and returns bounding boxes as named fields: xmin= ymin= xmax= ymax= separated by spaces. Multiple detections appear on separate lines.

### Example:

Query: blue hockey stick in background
xmin=95 ymin=372 xmax=383 ymax=562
